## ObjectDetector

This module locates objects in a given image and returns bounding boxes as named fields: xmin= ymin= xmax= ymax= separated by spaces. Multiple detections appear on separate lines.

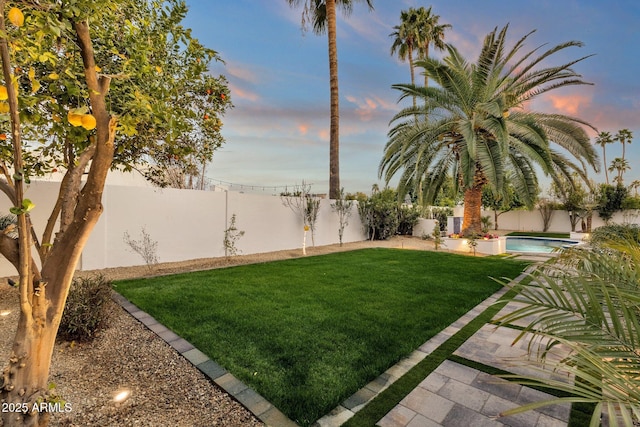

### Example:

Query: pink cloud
xmin=229 ymin=83 xmax=259 ymax=102
xmin=545 ymin=93 xmax=591 ymax=115
xmin=298 ymin=124 xmax=309 ymax=135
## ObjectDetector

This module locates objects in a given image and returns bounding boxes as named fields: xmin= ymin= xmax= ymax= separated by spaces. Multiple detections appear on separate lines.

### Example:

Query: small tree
xmin=0 ymin=3 xmax=229 ymax=424
xmin=481 ymin=179 xmax=525 ymax=230
xmin=537 ymin=198 xmax=557 ymax=232
xmin=551 ymin=174 xmax=587 ymax=232
xmin=223 ymin=213 xmax=245 ymax=258
xmin=281 ymin=181 xmax=319 ymax=254
xmin=330 ymin=187 xmax=353 ymax=246
xmin=123 ymin=227 xmax=159 ymax=272
xmin=597 ymin=183 xmax=628 ymax=223
xmin=305 ymin=197 xmax=321 ymax=247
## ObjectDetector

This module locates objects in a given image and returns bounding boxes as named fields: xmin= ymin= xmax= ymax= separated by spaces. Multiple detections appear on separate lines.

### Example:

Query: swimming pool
xmin=506 ymin=236 xmax=580 ymax=253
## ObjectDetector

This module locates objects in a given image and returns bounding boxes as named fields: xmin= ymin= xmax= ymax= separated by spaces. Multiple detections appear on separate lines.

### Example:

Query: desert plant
xmin=57 ymin=275 xmax=114 ymax=343
xmin=432 ymin=222 xmax=443 ymax=250
xmin=223 ymin=214 xmax=245 ymax=257
xmin=480 ymin=215 xmax=492 ymax=233
xmin=467 ymin=233 xmax=478 ymax=256
xmin=397 ymin=205 xmax=421 ymax=235
xmin=123 ymin=227 xmax=159 ymax=271
xmin=331 ymin=188 xmax=353 ymax=246
xmin=495 ymin=235 xmax=640 ymax=425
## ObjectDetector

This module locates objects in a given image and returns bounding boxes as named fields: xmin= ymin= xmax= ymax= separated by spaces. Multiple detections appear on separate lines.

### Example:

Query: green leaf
xmin=22 ymin=199 xmax=35 ymax=212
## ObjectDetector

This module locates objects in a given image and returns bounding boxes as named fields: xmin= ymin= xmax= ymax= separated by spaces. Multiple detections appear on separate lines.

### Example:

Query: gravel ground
xmin=0 ymin=237 xmax=436 ymax=426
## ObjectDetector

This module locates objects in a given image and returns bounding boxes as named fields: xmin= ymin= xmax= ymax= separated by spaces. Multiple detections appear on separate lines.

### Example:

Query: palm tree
xmin=609 ymin=156 xmax=630 ymax=184
xmin=630 ymin=179 xmax=640 ymax=197
xmin=390 ymin=8 xmax=421 ymax=109
xmin=595 ymin=131 xmax=614 ymax=184
xmin=286 ymin=0 xmax=374 ymax=200
xmin=495 ymin=227 xmax=640 ymax=426
xmin=390 ymin=7 xmax=450 ymax=106
xmin=379 ymin=26 xmax=599 ymax=235
xmin=615 ymin=128 xmax=633 ymax=163
xmin=415 ymin=6 xmax=451 ymax=88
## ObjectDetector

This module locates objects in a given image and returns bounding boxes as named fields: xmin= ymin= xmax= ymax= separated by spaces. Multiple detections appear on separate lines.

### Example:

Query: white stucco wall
xmin=0 ymin=181 xmax=365 ymax=277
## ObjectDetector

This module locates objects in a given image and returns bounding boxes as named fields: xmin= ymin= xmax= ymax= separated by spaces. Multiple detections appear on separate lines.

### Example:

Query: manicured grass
xmin=506 ymin=231 xmax=571 ymax=238
xmin=114 ymin=248 xmax=528 ymax=426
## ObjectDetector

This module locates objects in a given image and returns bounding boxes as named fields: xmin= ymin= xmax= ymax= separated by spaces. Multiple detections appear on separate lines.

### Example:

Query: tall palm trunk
xmin=462 ymin=167 xmax=487 ymax=236
xmin=602 ymin=145 xmax=609 ymax=185
xmin=326 ymin=0 xmax=340 ymax=200
xmin=407 ymin=42 xmax=416 ymax=110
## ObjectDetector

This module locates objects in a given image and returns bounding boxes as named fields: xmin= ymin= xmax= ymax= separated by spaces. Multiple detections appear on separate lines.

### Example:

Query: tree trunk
xmin=462 ymin=168 xmax=486 ymax=236
xmin=463 ymin=186 xmax=483 ymax=235
xmin=326 ymin=0 xmax=340 ymax=200
xmin=1 ymin=18 xmax=116 ymax=427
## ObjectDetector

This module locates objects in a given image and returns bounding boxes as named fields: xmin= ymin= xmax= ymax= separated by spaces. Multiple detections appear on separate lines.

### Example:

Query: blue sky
xmin=184 ymin=0 xmax=640 ymax=195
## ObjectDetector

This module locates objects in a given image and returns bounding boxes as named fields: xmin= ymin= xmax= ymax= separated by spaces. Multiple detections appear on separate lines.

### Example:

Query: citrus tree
xmin=0 ymin=1 xmax=230 ymax=425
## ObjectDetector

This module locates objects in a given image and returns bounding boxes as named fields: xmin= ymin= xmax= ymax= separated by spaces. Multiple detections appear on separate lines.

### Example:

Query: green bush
xmin=622 ymin=195 xmax=640 ymax=210
xmin=358 ymin=188 xmax=400 ymax=240
xmin=597 ymin=184 xmax=627 ymax=222
xmin=397 ymin=205 xmax=421 ymax=235
xmin=58 ymin=275 xmax=114 ymax=343
xmin=590 ymin=223 xmax=640 ymax=247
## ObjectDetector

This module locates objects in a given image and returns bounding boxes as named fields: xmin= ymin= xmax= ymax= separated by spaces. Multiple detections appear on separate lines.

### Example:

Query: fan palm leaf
xmin=494 ymin=236 xmax=640 ymax=426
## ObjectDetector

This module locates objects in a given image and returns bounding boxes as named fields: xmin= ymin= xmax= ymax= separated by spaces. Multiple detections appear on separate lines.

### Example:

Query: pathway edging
xmin=111 ymin=292 xmax=299 ymax=427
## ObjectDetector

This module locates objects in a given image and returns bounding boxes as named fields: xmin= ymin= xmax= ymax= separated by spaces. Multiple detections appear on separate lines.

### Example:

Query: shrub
xmin=123 ymin=227 xmax=159 ymax=271
xmin=358 ymin=188 xmax=399 ymax=240
xmin=397 ymin=205 xmax=420 ymax=235
xmin=58 ymin=275 xmax=114 ymax=343
xmin=597 ymin=184 xmax=627 ymax=222
xmin=622 ymin=195 xmax=640 ymax=210
xmin=590 ymin=223 xmax=640 ymax=247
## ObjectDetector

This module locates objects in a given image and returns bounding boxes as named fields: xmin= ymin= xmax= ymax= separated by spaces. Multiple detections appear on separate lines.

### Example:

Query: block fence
xmin=0 ymin=181 xmax=366 ymax=277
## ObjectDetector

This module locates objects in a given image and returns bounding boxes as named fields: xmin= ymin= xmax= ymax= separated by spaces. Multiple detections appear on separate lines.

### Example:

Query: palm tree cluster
xmin=597 ymin=129 xmax=634 ymax=185
xmin=380 ymin=25 xmax=600 ymax=235
xmin=390 ymin=6 xmax=451 ymax=108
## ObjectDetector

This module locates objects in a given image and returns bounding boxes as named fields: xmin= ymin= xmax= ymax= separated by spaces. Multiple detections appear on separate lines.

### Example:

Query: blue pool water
xmin=506 ymin=237 xmax=580 ymax=253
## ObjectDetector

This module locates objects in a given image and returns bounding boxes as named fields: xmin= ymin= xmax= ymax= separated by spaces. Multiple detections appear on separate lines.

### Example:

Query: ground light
xmin=113 ymin=389 xmax=131 ymax=404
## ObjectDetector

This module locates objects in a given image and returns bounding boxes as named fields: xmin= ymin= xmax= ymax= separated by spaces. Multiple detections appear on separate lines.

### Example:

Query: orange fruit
xmin=81 ymin=114 xmax=96 ymax=130
xmin=67 ymin=111 xmax=83 ymax=127
xmin=0 ymin=86 xmax=7 ymax=101
xmin=8 ymin=8 xmax=24 ymax=27
xmin=0 ymin=134 xmax=6 ymax=140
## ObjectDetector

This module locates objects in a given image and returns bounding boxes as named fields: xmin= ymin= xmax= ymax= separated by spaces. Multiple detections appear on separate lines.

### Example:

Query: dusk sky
xmin=184 ymin=1 xmax=640 ymax=196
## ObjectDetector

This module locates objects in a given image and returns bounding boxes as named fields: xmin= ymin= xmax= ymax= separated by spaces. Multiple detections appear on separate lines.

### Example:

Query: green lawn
xmin=114 ymin=248 xmax=529 ymax=426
